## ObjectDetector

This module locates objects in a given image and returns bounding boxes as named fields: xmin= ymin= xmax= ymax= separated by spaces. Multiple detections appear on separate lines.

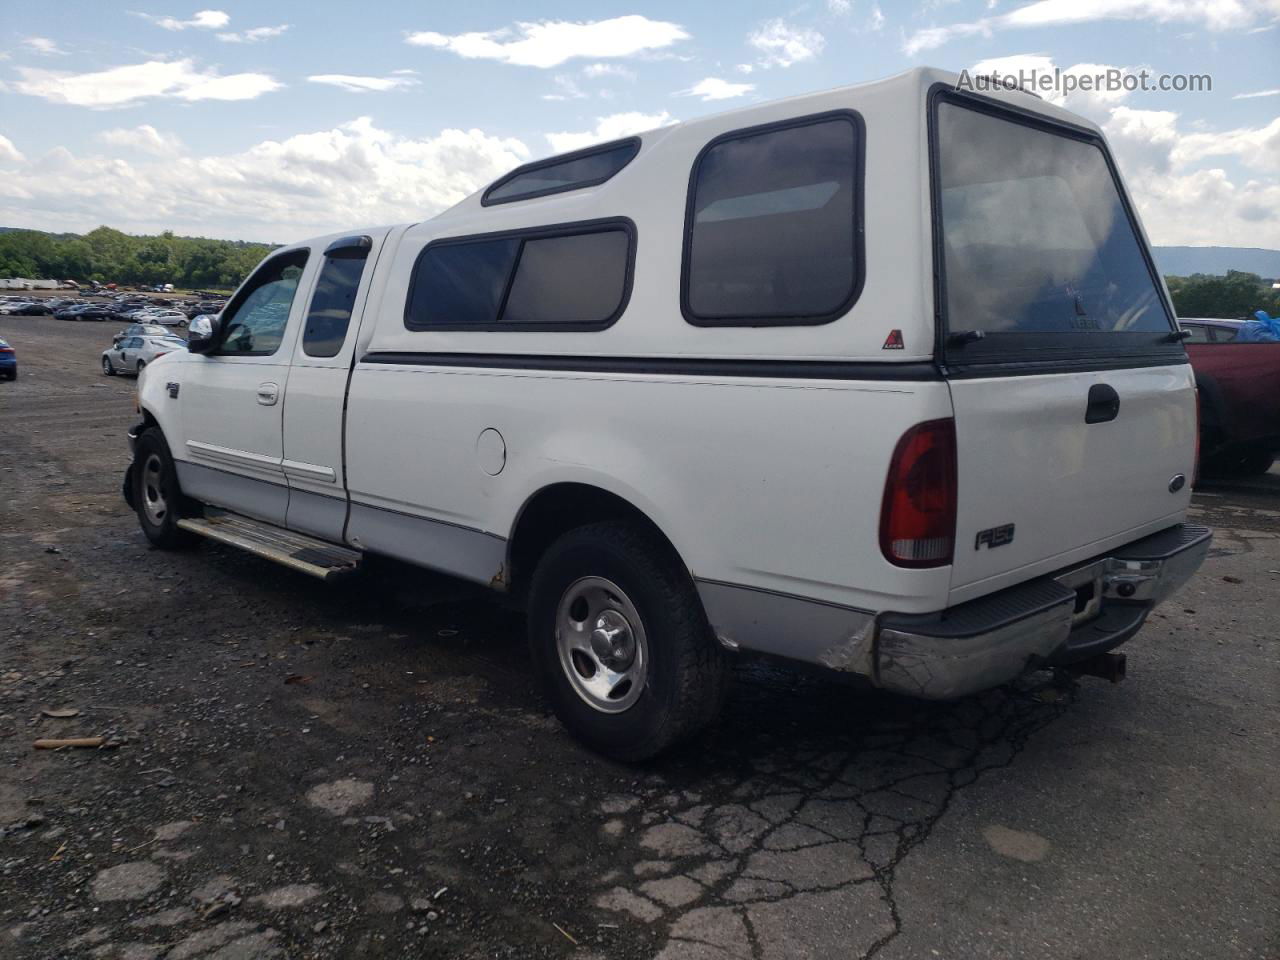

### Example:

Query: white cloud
xmin=97 ymin=124 xmax=184 ymax=155
xmin=828 ymin=0 xmax=852 ymax=13
xmin=1173 ymin=116 xmax=1280 ymax=172
xmin=680 ymin=77 xmax=755 ymax=101
xmin=905 ymin=0 xmax=1277 ymax=55
xmin=307 ymin=74 xmax=419 ymax=93
xmin=868 ymin=5 xmax=887 ymax=30
xmin=216 ymin=24 xmax=290 ymax=43
xmin=583 ymin=63 xmax=636 ymax=80
xmin=969 ymin=54 xmax=1137 ymax=113
xmin=0 ymin=118 xmax=530 ymax=242
xmin=405 ymin=16 xmax=688 ymax=69
xmin=747 ymin=19 xmax=826 ymax=68
xmin=11 ymin=59 xmax=282 ymax=108
xmin=24 ymin=37 xmax=67 ymax=56
xmin=542 ymin=75 xmax=587 ymax=101
xmin=0 ymin=134 xmax=25 ymax=165
xmin=1234 ymin=87 xmax=1280 ymax=99
xmin=145 ymin=9 xmax=230 ymax=31
xmin=546 ymin=111 xmax=674 ymax=153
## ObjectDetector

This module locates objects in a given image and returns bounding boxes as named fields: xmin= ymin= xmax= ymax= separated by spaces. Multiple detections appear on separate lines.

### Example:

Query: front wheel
xmin=527 ymin=521 xmax=728 ymax=761
xmin=102 ymin=356 xmax=115 ymax=376
xmin=130 ymin=429 xmax=196 ymax=548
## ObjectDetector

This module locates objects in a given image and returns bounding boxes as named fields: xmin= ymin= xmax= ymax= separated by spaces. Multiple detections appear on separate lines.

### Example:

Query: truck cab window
xmin=303 ymin=250 xmax=369 ymax=358
xmin=216 ymin=250 xmax=309 ymax=357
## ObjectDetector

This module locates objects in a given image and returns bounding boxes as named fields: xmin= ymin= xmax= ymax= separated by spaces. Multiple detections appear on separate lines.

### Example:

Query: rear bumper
xmin=875 ymin=523 xmax=1211 ymax=699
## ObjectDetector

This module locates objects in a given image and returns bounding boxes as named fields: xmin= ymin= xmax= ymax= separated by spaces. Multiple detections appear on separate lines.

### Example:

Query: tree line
xmin=1 ymin=226 xmax=1277 ymax=314
xmin=0 ymin=226 xmax=276 ymax=291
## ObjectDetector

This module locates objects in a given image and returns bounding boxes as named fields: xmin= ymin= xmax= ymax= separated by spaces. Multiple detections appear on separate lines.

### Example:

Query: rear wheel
xmin=1236 ymin=449 xmax=1276 ymax=476
xmin=527 ymin=521 xmax=728 ymax=761
xmin=131 ymin=429 xmax=196 ymax=548
xmin=135 ymin=360 xmax=146 ymax=375
xmin=102 ymin=356 xmax=115 ymax=376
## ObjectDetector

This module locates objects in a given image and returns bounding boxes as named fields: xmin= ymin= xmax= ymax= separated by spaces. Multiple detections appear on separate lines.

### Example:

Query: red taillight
xmin=880 ymin=418 xmax=957 ymax=568
xmin=0 ymin=347 xmax=12 ymax=353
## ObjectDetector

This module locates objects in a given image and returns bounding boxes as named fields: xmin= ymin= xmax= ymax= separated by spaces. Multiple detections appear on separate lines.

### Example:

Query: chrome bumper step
xmin=176 ymin=510 xmax=361 ymax=581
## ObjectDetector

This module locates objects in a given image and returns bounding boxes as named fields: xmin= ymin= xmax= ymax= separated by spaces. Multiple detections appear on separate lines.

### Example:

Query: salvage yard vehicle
xmin=122 ymin=68 xmax=1210 ymax=759
xmin=1178 ymin=318 xmax=1280 ymax=476
xmin=102 ymin=334 xmax=184 ymax=376
xmin=0 ymin=338 xmax=15 ymax=380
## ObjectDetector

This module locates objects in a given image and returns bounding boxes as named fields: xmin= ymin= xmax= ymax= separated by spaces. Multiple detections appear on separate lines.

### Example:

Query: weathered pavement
xmin=2 ymin=316 xmax=1278 ymax=959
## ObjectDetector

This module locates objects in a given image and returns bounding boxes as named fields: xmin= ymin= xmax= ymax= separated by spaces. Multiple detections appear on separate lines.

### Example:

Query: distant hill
xmin=1154 ymin=246 xmax=1280 ymax=279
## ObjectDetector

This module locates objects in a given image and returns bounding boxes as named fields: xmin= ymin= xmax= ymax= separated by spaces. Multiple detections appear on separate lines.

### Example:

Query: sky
xmin=0 ymin=0 xmax=1277 ymax=246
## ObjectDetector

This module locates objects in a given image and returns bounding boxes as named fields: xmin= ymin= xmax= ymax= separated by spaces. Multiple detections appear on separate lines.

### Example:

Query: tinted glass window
xmin=216 ymin=250 xmax=308 ymax=357
xmin=684 ymin=115 xmax=860 ymax=324
xmin=303 ymin=254 xmax=368 ymax=357
xmin=1178 ymin=324 xmax=1210 ymax=343
xmin=485 ymin=140 xmax=638 ymax=204
xmin=405 ymin=224 xmax=631 ymax=330
xmin=937 ymin=101 xmax=1169 ymax=336
xmin=406 ymin=239 xmax=519 ymax=328
xmin=503 ymin=231 xmax=629 ymax=324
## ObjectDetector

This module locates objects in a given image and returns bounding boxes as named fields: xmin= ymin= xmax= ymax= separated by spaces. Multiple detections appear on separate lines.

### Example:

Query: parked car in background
xmin=102 ymin=334 xmax=185 ymax=376
xmin=0 ymin=338 xmax=15 ymax=380
xmin=0 ymin=301 xmax=50 ymax=316
xmin=113 ymin=323 xmax=173 ymax=345
xmin=1179 ymin=318 xmax=1280 ymax=475
xmin=56 ymin=304 xmax=113 ymax=321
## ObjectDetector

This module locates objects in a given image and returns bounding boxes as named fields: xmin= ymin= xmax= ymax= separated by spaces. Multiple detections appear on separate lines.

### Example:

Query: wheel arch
xmin=505 ymin=482 xmax=688 ymax=599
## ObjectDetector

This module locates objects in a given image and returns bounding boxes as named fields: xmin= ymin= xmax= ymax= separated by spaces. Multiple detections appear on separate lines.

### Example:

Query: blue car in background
xmin=0 ymin=338 xmax=16 ymax=380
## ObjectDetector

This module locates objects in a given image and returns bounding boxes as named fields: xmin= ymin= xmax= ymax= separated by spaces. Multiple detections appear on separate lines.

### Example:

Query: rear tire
xmin=1236 ymin=449 xmax=1276 ymax=477
xmin=527 ymin=520 xmax=728 ymax=761
xmin=135 ymin=360 xmax=146 ymax=375
xmin=131 ymin=429 xmax=196 ymax=549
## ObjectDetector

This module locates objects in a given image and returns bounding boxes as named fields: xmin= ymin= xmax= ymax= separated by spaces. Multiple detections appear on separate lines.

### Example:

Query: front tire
xmin=527 ymin=521 xmax=727 ymax=761
xmin=131 ymin=429 xmax=196 ymax=548
xmin=102 ymin=356 xmax=116 ymax=376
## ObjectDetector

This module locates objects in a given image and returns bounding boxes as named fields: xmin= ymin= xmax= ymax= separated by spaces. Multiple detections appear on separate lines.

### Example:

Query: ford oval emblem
xmin=1169 ymin=474 xmax=1186 ymax=493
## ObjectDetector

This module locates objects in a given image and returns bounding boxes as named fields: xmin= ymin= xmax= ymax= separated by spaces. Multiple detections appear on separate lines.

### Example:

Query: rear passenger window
xmin=303 ymin=237 xmax=373 ymax=358
xmin=483 ymin=139 xmax=640 ymax=206
xmin=404 ymin=220 xmax=634 ymax=331
xmin=682 ymin=112 xmax=863 ymax=326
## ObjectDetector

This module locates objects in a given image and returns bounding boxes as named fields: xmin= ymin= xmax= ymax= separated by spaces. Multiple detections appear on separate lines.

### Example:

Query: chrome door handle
xmin=257 ymin=382 xmax=279 ymax=406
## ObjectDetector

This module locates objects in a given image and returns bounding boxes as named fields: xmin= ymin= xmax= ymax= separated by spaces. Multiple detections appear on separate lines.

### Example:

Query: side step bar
xmin=176 ymin=510 xmax=362 ymax=581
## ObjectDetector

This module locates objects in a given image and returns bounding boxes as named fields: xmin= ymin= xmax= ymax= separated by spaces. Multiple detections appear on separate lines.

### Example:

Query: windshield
xmin=936 ymin=99 xmax=1172 ymax=341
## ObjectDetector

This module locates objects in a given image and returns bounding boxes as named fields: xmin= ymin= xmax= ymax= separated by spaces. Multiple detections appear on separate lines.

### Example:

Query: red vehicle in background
xmin=1179 ymin=318 xmax=1280 ymax=476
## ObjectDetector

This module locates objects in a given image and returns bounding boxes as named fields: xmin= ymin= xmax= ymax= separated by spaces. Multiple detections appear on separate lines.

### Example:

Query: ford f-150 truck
xmin=122 ymin=68 xmax=1210 ymax=759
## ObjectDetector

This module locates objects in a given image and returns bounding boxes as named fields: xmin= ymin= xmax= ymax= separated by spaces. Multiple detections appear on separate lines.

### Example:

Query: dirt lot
xmin=2 ymin=315 xmax=1278 ymax=960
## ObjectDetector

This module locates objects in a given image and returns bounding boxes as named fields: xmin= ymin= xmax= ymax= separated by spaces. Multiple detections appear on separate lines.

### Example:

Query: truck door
xmin=930 ymin=92 xmax=1196 ymax=605
xmin=281 ymin=233 xmax=385 ymax=540
xmin=176 ymin=248 xmax=314 ymax=526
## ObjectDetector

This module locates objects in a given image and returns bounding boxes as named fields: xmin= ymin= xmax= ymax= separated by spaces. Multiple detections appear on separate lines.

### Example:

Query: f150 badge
xmin=975 ymin=524 xmax=1016 ymax=550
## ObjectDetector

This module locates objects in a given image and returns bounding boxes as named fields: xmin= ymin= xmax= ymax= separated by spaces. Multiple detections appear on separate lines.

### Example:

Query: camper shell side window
xmin=681 ymin=110 xmax=866 ymax=328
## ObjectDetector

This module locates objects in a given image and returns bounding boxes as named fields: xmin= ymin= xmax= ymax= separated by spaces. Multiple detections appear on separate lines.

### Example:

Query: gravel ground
xmin=2 ymin=315 xmax=1277 ymax=960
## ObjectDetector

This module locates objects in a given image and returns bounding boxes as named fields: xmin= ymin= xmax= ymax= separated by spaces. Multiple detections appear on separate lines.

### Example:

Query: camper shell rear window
xmin=930 ymin=88 xmax=1183 ymax=371
xmin=482 ymin=139 xmax=640 ymax=206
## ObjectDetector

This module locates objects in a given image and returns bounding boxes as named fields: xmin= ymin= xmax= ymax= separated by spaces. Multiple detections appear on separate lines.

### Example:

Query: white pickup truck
xmin=123 ymin=68 xmax=1209 ymax=759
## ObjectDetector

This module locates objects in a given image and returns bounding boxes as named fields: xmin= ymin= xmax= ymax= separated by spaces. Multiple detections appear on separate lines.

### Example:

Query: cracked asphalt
xmin=2 ymin=315 xmax=1278 ymax=960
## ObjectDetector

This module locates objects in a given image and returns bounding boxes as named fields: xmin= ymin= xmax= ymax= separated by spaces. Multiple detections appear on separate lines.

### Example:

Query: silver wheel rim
xmin=141 ymin=453 xmax=168 ymax=526
xmin=555 ymin=576 xmax=648 ymax=714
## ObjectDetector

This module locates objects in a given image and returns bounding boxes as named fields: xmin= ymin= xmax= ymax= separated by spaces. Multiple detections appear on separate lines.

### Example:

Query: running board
xmin=176 ymin=510 xmax=362 ymax=581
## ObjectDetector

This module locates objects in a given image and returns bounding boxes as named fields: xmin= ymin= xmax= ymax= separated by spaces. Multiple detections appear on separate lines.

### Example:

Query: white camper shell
xmin=125 ymin=68 xmax=1209 ymax=759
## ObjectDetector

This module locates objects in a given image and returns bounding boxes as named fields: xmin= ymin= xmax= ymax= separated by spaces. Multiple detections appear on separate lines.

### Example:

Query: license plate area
xmin=1056 ymin=563 xmax=1105 ymax=626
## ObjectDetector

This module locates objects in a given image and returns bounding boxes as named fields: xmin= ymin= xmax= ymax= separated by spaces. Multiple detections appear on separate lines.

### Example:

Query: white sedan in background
xmin=102 ymin=334 xmax=185 ymax=377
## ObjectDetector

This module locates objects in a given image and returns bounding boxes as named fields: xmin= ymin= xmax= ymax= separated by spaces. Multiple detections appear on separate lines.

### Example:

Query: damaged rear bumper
xmin=875 ymin=523 xmax=1211 ymax=699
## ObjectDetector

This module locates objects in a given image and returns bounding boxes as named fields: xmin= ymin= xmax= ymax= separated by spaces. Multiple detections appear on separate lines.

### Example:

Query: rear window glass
xmin=683 ymin=114 xmax=862 ymax=326
xmin=936 ymin=100 xmax=1171 ymax=339
xmin=483 ymin=140 xmax=639 ymax=205
xmin=405 ymin=222 xmax=632 ymax=331
xmin=303 ymin=253 xmax=369 ymax=357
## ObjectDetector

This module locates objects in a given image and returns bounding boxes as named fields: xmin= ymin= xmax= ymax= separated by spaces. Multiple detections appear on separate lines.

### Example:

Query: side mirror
xmin=187 ymin=314 xmax=222 ymax=354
